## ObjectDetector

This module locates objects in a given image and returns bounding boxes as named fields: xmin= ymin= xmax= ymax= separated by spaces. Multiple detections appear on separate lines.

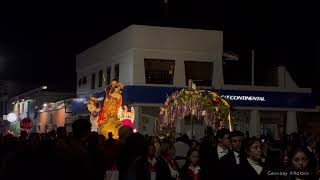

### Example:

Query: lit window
xmin=144 ymin=59 xmax=175 ymax=84
xmin=91 ymin=73 xmax=96 ymax=89
xmin=184 ymin=61 xmax=213 ymax=86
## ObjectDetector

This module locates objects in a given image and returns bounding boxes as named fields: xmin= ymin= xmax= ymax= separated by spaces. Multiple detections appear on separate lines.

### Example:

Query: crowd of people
xmin=1 ymin=118 xmax=320 ymax=180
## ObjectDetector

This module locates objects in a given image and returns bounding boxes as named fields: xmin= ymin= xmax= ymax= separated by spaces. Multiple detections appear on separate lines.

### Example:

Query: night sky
xmin=0 ymin=1 xmax=319 ymax=93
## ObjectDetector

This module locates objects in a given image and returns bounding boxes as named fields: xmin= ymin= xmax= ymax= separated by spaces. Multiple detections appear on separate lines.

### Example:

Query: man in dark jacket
xmin=220 ymin=130 xmax=244 ymax=180
xmin=200 ymin=128 xmax=230 ymax=180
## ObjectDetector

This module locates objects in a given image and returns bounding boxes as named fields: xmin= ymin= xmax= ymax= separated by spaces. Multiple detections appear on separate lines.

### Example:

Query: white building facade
xmin=75 ymin=25 xmax=317 ymax=138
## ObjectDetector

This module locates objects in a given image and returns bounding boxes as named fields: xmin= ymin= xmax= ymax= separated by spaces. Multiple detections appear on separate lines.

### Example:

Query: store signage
xmin=20 ymin=117 xmax=32 ymax=130
xmin=221 ymin=95 xmax=266 ymax=102
xmin=70 ymin=86 xmax=316 ymax=112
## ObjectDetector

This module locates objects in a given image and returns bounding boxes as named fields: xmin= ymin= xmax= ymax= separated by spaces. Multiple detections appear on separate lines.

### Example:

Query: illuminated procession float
xmin=159 ymin=80 xmax=233 ymax=139
xmin=86 ymin=81 xmax=135 ymax=139
xmin=86 ymin=79 xmax=232 ymax=139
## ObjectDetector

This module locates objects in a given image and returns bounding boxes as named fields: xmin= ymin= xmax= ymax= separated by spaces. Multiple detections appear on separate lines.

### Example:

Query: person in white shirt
xmin=147 ymin=143 xmax=157 ymax=180
xmin=239 ymin=137 xmax=267 ymax=180
xmin=201 ymin=128 xmax=230 ymax=180
xmin=174 ymin=134 xmax=190 ymax=169
xmin=230 ymin=130 xmax=243 ymax=164
xmin=216 ymin=128 xmax=231 ymax=160
xmin=220 ymin=130 xmax=244 ymax=180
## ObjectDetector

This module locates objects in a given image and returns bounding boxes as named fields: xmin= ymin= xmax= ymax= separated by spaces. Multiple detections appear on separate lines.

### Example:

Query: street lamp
xmin=7 ymin=112 xmax=17 ymax=123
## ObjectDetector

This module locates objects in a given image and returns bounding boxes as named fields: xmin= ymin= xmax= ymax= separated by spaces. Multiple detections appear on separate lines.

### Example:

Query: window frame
xmin=144 ymin=58 xmax=175 ymax=85
xmin=82 ymin=76 xmax=87 ymax=84
xmin=91 ymin=73 xmax=96 ymax=89
xmin=98 ymin=70 xmax=103 ymax=87
xmin=184 ymin=61 xmax=213 ymax=87
xmin=106 ymin=66 xmax=111 ymax=85
xmin=114 ymin=64 xmax=119 ymax=81
xmin=78 ymin=78 xmax=82 ymax=87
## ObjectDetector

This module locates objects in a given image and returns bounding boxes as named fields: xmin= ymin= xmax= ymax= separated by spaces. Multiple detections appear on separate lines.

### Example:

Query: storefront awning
xmin=70 ymin=85 xmax=317 ymax=112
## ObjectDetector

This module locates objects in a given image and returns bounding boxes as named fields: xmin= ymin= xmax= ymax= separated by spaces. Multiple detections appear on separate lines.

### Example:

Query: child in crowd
xmin=147 ymin=143 xmax=158 ymax=180
xmin=180 ymin=149 xmax=203 ymax=180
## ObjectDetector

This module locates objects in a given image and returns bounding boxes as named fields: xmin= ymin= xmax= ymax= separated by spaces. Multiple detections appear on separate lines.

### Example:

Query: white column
xmin=286 ymin=111 xmax=297 ymax=134
xmin=173 ymin=60 xmax=186 ymax=87
xmin=134 ymin=106 xmax=141 ymax=132
xmin=249 ymin=110 xmax=260 ymax=137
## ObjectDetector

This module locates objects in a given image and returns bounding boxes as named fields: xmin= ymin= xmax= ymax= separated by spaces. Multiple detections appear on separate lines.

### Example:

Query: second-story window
xmin=78 ymin=78 xmax=82 ymax=87
xmin=91 ymin=73 xmax=96 ymax=89
xmin=114 ymin=64 xmax=119 ymax=81
xmin=144 ymin=58 xmax=175 ymax=84
xmin=82 ymin=76 xmax=87 ymax=84
xmin=106 ymin=67 xmax=111 ymax=85
xmin=98 ymin=70 xmax=103 ymax=87
xmin=184 ymin=61 xmax=213 ymax=86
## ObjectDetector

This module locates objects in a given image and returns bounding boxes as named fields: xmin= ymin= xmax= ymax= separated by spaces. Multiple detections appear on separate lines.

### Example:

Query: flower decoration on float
xmin=87 ymin=96 xmax=100 ymax=117
xmin=159 ymin=85 xmax=232 ymax=131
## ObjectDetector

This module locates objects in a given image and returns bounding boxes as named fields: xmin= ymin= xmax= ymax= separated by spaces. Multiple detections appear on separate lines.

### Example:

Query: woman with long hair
xmin=180 ymin=149 xmax=203 ymax=180
xmin=156 ymin=140 xmax=180 ymax=180
xmin=283 ymin=147 xmax=316 ymax=180
xmin=152 ymin=136 xmax=161 ymax=157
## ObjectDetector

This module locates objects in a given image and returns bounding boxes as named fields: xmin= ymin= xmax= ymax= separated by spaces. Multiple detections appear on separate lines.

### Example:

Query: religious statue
xmin=86 ymin=96 xmax=101 ymax=132
xmin=97 ymin=81 xmax=123 ymax=139
xmin=118 ymin=104 xmax=136 ymax=131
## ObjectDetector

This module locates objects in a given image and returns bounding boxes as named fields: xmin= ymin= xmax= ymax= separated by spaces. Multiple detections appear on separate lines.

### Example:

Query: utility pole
xmin=164 ymin=0 xmax=169 ymax=25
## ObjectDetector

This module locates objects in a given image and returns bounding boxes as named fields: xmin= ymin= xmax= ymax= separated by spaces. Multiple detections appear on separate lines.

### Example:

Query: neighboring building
xmin=0 ymin=80 xmax=9 ymax=118
xmin=75 ymin=25 xmax=317 ymax=139
xmin=6 ymin=88 xmax=74 ymax=135
xmin=222 ymin=66 xmax=315 ymax=139
xmin=0 ymin=80 xmax=45 ymax=118
xmin=1 ymin=81 xmax=41 ymax=134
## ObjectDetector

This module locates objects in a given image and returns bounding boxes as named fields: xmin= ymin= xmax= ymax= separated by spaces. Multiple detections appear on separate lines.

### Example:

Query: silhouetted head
xmin=20 ymin=130 xmax=28 ymax=139
xmin=118 ymin=126 xmax=133 ymax=144
xmin=57 ymin=127 xmax=67 ymax=139
xmin=125 ymin=133 xmax=147 ymax=158
xmin=108 ymin=132 xmax=113 ymax=139
xmin=204 ymin=126 xmax=213 ymax=136
xmin=72 ymin=119 xmax=92 ymax=140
